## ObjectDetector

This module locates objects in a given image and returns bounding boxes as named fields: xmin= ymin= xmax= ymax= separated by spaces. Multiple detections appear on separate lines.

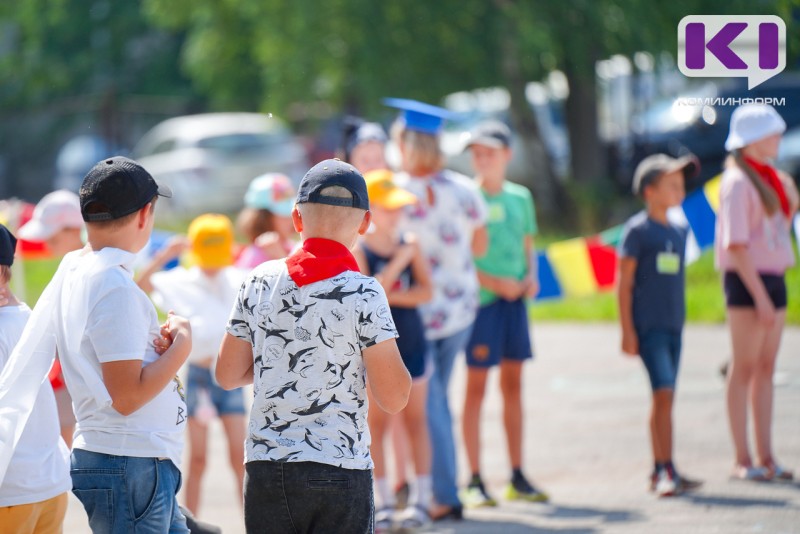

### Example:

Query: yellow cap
xmin=364 ymin=169 xmax=417 ymax=210
xmin=187 ymin=214 xmax=234 ymax=268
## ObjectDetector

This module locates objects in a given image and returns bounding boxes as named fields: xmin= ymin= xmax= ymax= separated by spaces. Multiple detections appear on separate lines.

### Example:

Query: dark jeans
xmin=244 ymin=460 xmax=373 ymax=534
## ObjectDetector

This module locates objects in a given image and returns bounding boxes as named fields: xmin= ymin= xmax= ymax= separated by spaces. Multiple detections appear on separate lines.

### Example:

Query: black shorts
xmin=724 ymin=271 xmax=787 ymax=309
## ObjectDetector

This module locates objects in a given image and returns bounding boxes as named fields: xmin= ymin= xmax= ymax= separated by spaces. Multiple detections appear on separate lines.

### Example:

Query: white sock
xmin=409 ymin=475 xmax=432 ymax=508
xmin=375 ymin=478 xmax=394 ymax=509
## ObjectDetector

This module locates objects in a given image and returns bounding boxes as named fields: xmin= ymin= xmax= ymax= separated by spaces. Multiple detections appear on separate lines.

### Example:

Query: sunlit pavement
xmin=64 ymin=324 xmax=800 ymax=533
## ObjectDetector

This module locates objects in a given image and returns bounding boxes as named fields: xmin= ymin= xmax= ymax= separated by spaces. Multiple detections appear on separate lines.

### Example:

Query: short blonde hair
xmin=392 ymin=122 xmax=444 ymax=176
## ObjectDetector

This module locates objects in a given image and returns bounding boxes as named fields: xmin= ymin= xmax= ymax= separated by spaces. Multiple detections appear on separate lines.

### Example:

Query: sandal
xmin=764 ymin=462 xmax=794 ymax=481
xmin=731 ymin=464 xmax=770 ymax=481
xmin=374 ymin=507 xmax=394 ymax=533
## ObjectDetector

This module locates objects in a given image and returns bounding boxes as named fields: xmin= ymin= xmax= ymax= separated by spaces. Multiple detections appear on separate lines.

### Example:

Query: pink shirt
xmin=715 ymin=166 xmax=795 ymax=274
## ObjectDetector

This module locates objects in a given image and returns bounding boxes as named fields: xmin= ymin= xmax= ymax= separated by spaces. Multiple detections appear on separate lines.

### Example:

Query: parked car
xmin=133 ymin=113 xmax=309 ymax=217
xmin=629 ymin=74 xmax=800 ymax=187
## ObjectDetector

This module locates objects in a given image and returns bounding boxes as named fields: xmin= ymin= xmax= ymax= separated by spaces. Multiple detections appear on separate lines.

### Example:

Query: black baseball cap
xmin=296 ymin=159 xmax=369 ymax=210
xmin=80 ymin=157 xmax=172 ymax=222
xmin=632 ymin=154 xmax=699 ymax=197
xmin=464 ymin=120 xmax=512 ymax=151
xmin=0 ymin=223 xmax=16 ymax=266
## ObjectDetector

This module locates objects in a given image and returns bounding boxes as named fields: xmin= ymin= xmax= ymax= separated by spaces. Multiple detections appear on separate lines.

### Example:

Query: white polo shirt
xmin=56 ymin=248 xmax=186 ymax=467
xmin=0 ymin=304 xmax=71 ymax=507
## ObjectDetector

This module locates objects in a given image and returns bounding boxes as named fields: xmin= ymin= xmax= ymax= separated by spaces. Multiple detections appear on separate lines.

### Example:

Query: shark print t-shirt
xmin=226 ymin=260 xmax=398 ymax=470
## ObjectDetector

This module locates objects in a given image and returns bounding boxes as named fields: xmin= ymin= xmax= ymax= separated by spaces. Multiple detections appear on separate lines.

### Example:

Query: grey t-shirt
xmin=619 ymin=211 xmax=687 ymax=334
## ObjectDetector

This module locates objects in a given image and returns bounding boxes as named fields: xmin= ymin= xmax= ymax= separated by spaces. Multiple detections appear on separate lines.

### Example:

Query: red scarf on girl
xmin=744 ymin=156 xmax=790 ymax=218
xmin=286 ymin=238 xmax=360 ymax=287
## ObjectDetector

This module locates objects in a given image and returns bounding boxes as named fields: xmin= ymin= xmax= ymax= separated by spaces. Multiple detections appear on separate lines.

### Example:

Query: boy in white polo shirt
xmin=217 ymin=159 xmax=412 ymax=534
xmin=0 ymin=224 xmax=71 ymax=534
xmin=57 ymin=157 xmax=193 ymax=533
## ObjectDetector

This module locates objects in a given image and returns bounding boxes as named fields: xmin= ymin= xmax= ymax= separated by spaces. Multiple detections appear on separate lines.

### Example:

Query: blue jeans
xmin=70 ymin=449 xmax=188 ymax=534
xmin=426 ymin=325 xmax=473 ymax=508
xmin=638 ymin=328 xmax=682 ymax=391
xmin=244 ymin=460 xmax=373 ymax=534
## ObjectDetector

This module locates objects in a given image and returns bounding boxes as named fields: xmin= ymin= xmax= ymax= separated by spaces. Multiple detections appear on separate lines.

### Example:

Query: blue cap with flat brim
xmin=383 ymin=98 xmax=457 ymax=135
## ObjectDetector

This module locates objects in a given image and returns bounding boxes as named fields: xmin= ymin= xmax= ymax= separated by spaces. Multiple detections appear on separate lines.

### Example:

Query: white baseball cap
xmin=18 ymin=190 xmax=84 ymax=241
xmin=724 ymin=103 xmax=786 ymax=152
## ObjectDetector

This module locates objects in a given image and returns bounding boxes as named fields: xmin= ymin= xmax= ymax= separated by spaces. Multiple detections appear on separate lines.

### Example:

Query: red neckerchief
xmin=286 ymin=238 xmax=360 ymax=287
xmin=744 ymin=156 xmax=790 ymax=218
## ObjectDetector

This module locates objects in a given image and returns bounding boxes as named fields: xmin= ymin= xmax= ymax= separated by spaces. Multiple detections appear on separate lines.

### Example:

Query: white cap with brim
xmin=17 ymin=190 xmax=84 ymax=241
xmin=724 ymin=103 xmax=786 ymax=152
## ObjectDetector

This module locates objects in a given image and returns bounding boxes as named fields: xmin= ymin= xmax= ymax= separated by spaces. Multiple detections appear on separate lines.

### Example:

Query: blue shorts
xmin=466 ymin=298 xmax=533 ymax=368
xmin=186 ymin=364 xmax=246 ymax=417
xmin=638 ymin=329 xmax=682 ymax=391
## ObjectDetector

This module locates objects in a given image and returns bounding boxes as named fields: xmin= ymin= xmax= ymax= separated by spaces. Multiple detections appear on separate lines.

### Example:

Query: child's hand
xmin=255 ymin=231 xmax=287 ymax=259
xmin=621 ymin=330 xmax=639 ymax=357
xmin=755 ymin=296 xmax=776 ymax=327
xmin=521 ymin=275 xmax=539 ymax=299
xmin=161 ymin=236 xmax=189 ymax=262
xmin=155 ymin=311 xmax=192 ymax=359
xmin=495 ymin=278 xmax=522 ymax=300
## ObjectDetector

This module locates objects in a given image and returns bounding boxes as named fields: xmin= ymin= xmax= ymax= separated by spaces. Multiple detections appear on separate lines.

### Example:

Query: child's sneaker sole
xmin=504 ymin=484 xmax=549 ymax=503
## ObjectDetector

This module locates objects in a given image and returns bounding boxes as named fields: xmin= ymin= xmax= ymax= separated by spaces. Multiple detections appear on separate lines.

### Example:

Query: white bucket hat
xmin=724 ymin=103 xmax=786 ymax=152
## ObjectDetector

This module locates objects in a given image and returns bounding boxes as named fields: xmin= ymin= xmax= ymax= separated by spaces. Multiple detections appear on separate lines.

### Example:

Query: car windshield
xmin=196 ymin=133 xmax=284 ymax=152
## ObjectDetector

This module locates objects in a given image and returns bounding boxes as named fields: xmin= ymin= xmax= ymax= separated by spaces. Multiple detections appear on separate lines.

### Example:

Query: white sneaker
xmin=655 ymin=470 xmax=678 ymax=497
xmin=375 ymin=507 xmax=394 ymax=533
xmin=397 ymin=505 xmax=431 ymax=531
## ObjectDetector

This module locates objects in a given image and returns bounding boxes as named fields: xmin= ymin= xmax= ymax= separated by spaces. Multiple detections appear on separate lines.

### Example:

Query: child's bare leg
xmin=727 ymin=309 xmax=767 ymax=466
xmin=499 ymin=360 xmax=524 ymax=469
xmin=652 ymin=389 xmax=674 ymax=463
xmin=221 ymin=413 xmax=246 ymax=507
xmin=186 ymin=418 xmax=209 ymax=515
xmin=389 ymin=415 xmax=411 ymax=490
xmin=462 ymin=367 xmax=490 ymax=475
xmin=752 ymin=311 xmax=785 ymax=466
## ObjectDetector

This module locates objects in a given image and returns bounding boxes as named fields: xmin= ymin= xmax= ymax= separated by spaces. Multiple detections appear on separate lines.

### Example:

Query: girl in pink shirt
xmin=716 ymin=104 xmax=799 ymax=482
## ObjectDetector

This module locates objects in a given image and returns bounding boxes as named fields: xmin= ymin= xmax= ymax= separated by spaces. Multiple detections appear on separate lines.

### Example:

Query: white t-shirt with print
xmin=226 ymin=261 xmax=397 ymax=470
xmin=56 ymin=248 xmax=187 ymax=467
xmin=151 ymin=266 xmax=246 ymax=364
xmin=0 ymin=304 xmax=71 ymax=507
xmin=396 ymin=169 xmax=488 ymax=339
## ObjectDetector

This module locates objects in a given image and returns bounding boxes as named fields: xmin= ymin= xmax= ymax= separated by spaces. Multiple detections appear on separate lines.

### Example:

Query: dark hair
xmin=341 ymin=116 xmax=365 ymax=162
xmin=85 ymin=197 xmax=156 ymax=229
xmin=236 ymin=207 xmax=275 ymax=243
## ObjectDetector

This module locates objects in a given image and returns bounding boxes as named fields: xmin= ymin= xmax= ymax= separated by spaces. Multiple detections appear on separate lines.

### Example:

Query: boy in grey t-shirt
xmin=217 ymin=159 xmax=411 ymax=534
xmin=617 ymin=154 xmax=703 ymax=498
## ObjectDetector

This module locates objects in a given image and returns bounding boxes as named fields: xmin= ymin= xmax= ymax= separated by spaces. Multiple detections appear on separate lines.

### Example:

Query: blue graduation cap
xmin=383 ymin=98 xmax=457 ymax=135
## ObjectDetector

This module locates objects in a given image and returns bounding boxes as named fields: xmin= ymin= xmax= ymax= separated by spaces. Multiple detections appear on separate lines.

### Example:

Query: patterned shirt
xmin=396 ymin=169 xmax=488 ymax=339
xmin=226 ymin=260 xmax=397 ymax=470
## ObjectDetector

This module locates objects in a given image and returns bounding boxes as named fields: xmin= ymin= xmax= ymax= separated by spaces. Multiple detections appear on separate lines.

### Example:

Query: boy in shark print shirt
xmin=218 ymin=159 xmax=411 ymax=534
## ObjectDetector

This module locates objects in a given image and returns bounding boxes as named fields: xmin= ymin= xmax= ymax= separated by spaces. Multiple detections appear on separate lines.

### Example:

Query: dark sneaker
xmin=505 ymin=475 xmax=549 ymax=503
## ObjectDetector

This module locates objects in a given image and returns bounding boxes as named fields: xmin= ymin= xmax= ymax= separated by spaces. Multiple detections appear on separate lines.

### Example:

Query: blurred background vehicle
xmin=132 ymin=112 xmax=309 ymax=218
xmin=53 ymin=135 xmax=120 ymax=192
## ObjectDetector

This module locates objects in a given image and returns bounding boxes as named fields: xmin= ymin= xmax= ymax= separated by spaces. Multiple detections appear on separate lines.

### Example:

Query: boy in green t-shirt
xmin=461 ymin=121 xmax=548 ymax=507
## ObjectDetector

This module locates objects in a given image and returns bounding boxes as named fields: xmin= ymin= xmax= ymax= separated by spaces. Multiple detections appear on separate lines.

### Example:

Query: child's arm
xmin=215 ymin=333 xmax=255 ymax=390
xmin=727 ymin=245 xmax=775 ymax=326
xmin=477 ymin=271 xmax=524 ymax=301
xmin=617 ymin=257 xmax=638 ymax=356
xmin=363 ymin=339 xmax=411 ymax=414
xmin=135 ymin=236 xmax=188 ymax=294
xmin=384 ymin=241 xmax=433 ymax=307
xmin=521 ymin=235 xmax=540 ymax=299
xmin=101 ymin=312 xmax=192 ymax=416
xmin=471 ymin=226 xmax=488 ymax=259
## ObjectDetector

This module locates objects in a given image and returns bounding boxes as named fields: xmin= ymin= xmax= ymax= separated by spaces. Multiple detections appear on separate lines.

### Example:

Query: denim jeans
xmin=70 ymin=449 xmax=188 ymax=534
xmin=426 ymin=325 xmax=473 ymax=507
xmin=244 ymin=460 xmax=373 ymax=534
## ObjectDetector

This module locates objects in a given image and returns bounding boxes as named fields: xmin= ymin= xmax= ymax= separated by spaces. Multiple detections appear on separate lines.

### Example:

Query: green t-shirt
xmin=475 ymin=181 xmax=537 ymax=305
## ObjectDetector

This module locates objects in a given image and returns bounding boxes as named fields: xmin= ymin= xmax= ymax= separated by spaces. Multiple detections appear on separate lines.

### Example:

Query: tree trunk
xmin=564 ymin=65 xmax=606 ymax=184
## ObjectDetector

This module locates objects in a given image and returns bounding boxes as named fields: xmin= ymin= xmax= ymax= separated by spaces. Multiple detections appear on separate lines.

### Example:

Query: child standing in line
xmin=342 ymin=118 xmax=389 ymax=174
xmin=216 ymin=159 xmax=411 ymax=534
xmin=17 ymin=190 xmax=85 ymax=448
xmin=0 ymin=224 xmax=71 ymax=534
xmin=354 ymin=169 xmax=433 ymax=531
xmin=235 ymin=173 xmax=298 ymax=269
xmin=59 ymin=157 xmax=192 ymax=532
xmin=617 ymin=154 xmax=703 ymax=497
xmin=136 ymin=214 xmax=247 ymax=516
xmin=717 ymin=104 xmax=798 ymax=481
xmin=460 ymin=121 xmax=548 ymax=507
